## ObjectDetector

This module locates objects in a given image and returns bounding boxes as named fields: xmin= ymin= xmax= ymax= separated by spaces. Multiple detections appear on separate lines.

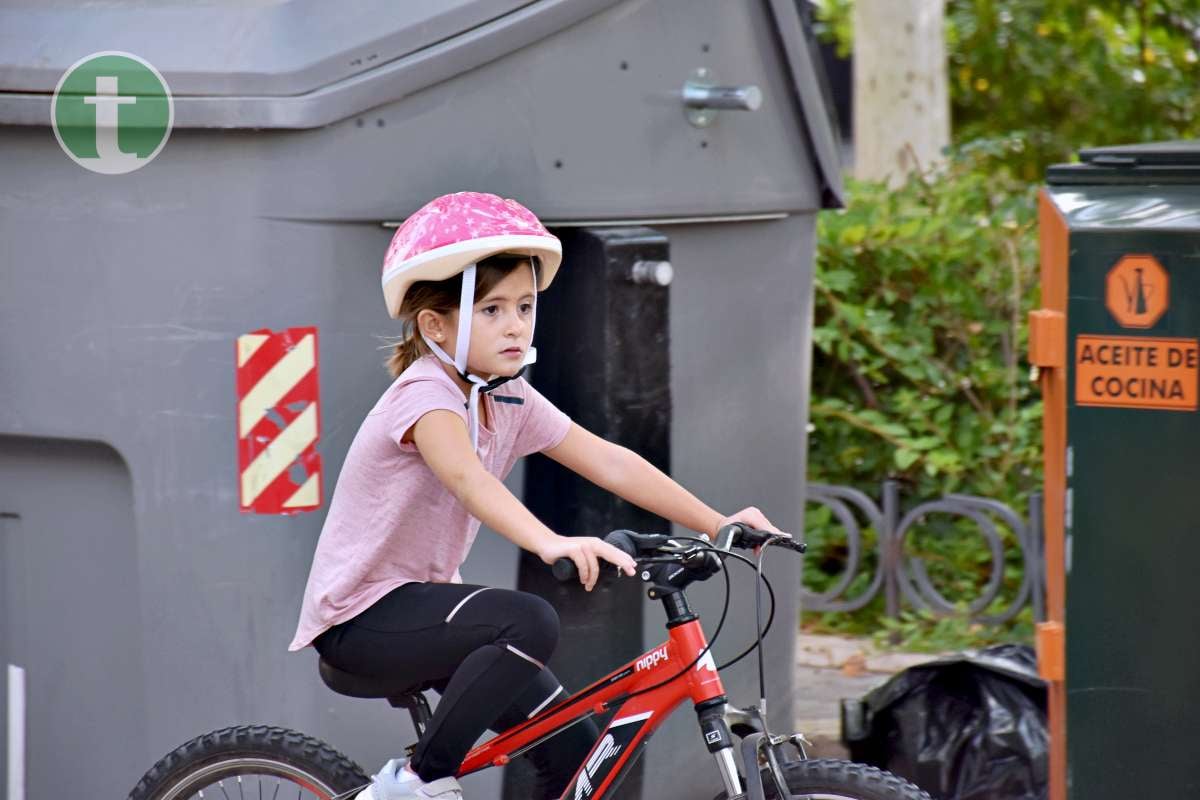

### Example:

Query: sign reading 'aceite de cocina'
xmin=1075 ymin=335 xmax=1199 ymax=411
xmin=1075 ymin=254 xmax=1199 ymax=412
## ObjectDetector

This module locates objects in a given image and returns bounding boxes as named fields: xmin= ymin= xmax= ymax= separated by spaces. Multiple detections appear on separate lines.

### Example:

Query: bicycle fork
xmin=699 ymin=701 xmax=815 ymax=800
xmin=696 ymin=700 xmax=744 ymax=798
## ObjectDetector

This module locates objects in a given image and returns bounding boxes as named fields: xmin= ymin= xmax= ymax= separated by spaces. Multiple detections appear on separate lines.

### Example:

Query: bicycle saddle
xmin=317 ymin=658 xmax=429 ymax=700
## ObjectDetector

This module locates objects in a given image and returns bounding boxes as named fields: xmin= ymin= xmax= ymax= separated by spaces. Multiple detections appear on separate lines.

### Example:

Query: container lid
xmin=0 ymin=0 xmax=618 ymax=128
xmin=0 ymin=0 xmax=528 ymax=98
xmin=1049 ymin=140 xmax=1200 ymax=184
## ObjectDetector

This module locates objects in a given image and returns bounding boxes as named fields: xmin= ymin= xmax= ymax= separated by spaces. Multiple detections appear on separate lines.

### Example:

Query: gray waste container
xmin=0 ymin=2 xmax=840 ymax=797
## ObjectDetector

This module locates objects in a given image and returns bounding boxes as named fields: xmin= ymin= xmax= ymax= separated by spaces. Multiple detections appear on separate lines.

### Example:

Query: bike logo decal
xmin=574 ymin=734 xmax=622 ymax=800
xmin=636 ymin=646 xmax=669 ymax=672
xmin=695 ymin=649 xmax=718 ymax=673
xmin=566 ymin=712 xmax=651 ymax=800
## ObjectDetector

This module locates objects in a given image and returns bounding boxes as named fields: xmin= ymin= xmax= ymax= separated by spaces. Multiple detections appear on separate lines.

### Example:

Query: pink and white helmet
xmin=381 ymin=191 xmax=562 ymax=319
xmin=381 ymin=191 xmax=561 ymax=452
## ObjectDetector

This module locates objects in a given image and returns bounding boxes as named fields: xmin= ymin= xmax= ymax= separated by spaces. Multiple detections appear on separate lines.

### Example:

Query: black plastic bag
xmin=840 ymin=643 xmax=1048 ymax=800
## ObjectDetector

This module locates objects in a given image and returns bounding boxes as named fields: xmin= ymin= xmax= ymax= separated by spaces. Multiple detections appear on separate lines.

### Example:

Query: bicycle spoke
xmin=218 ymin=780 xmax=233 ymax=800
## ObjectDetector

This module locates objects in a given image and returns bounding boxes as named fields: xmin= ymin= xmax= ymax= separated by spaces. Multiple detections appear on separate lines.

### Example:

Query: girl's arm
xmin=412 ymin=410 xmax=636 ymax=590
xmin=543 ymin=423 xmax=781 ymax=536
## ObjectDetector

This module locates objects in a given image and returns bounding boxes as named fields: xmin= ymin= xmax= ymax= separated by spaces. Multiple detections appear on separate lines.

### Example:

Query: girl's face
xmin=438 ymin=261 xmax=536 ymax=379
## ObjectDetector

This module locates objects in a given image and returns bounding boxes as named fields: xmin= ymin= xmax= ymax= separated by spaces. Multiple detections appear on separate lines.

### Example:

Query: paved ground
xmin=790 ymin=633 xmax=941 ymax=757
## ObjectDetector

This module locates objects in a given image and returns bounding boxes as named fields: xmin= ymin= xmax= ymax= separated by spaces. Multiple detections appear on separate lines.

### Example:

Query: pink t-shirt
xmin=288 ymin=354 xmax=571 ymax=651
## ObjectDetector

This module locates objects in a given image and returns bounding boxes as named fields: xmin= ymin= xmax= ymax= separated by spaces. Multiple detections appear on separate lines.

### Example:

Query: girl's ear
xmin=416 ymin=309 xmax=446 ymax=342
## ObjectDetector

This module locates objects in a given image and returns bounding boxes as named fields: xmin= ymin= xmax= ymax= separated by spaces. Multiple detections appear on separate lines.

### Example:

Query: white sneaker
xmin=354 ymin=758 xmax=463 ymax=800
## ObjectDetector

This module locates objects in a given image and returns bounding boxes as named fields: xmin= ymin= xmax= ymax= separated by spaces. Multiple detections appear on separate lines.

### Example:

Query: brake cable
xmin=602 ymin=541 xmax=732 ymax=706
xmin=608 ymin=536 xmax=780 ymax=707
xmin=664 ymin=534 xmax=779 ymax=672
xmin=716 ymin=554 xmax=777 ymax=672
xmin=754 ymin=537 xmax=778 ymax=715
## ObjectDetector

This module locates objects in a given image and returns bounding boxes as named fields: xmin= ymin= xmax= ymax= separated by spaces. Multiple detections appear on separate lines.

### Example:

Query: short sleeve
xmin=514 ymin=381 xmax=572 ymax=457
xmin=380 ymin=378 xmax=469 ymax=452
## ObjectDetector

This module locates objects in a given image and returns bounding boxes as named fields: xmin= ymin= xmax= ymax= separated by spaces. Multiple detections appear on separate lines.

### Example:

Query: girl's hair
xmin=384 ymin=254 xmax=535 ymax=378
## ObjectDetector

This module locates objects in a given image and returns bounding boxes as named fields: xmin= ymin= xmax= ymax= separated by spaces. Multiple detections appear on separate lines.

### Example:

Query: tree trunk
xmin=852 ymin=0 xmax=950 ymax=185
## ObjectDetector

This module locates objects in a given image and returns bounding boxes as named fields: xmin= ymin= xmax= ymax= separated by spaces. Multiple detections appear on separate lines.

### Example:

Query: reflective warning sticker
xmin=235 ymin=327 xmax=323 ymax=513
xmin=1075 ymin=335 xmax=1199 ymax=411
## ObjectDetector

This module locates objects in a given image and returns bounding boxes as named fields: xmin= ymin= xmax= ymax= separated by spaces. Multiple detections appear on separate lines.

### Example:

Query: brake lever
xmin=717 ymin=523 xmax=807 ymax=554
xmin=714 ymin=523 xmax=741 ymax=552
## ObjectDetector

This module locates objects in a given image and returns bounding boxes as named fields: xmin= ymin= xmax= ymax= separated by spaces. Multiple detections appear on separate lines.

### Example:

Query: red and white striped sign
xmin=235 ymin=326 xmax=323 ymax=514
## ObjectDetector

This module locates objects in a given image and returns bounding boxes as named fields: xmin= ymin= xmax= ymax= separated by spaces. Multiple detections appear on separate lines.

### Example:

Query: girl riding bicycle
xmin=288 ymin=191 xmax=781 ymax=800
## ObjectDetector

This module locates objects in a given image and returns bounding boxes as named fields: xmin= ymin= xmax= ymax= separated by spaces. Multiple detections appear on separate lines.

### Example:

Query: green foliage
xmin=802 ymin=140 xmax=1042 ymax=649
xmin=802 ymin=1 xmax=1200 ymax=650
xmin=814 ymin=0 xmax=1200 ymax=177
xmin=875 ymin=607 xmax=1035 ymax=654
xmin=809 ymin=140 xmax=1041 ymax=500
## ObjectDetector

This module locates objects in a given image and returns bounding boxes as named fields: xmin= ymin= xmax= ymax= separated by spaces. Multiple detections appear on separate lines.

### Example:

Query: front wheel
xmin=718 ymin=758 xmax=933 ymax=800
xmin=128 ymin=724 xmax=370 ymax=800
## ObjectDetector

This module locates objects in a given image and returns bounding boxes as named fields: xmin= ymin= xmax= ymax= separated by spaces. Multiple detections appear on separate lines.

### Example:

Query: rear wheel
xmin=128 ymin=724 xmax=370 ymax=800
xmin=717 ymin=758 xmax=933 ymax=800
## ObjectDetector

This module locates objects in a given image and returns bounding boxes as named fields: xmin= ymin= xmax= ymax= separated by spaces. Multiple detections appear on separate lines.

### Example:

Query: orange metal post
xmin=1032 ymin=188 xmax=1069 ymax=800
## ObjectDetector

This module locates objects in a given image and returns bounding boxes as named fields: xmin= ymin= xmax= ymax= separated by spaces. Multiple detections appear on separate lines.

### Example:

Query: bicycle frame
xmin=458 ymin=616 xmax=729 ymax=800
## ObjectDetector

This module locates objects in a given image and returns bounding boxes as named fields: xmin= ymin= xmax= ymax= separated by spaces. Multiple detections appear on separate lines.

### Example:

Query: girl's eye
xmin=482 ymin=305 xmax=499 ymax=315
xmin=520 ymin=303 xmax=533 ymax=314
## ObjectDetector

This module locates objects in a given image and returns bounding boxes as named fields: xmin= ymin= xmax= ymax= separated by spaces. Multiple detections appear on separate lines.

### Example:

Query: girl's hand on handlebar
xmin=539 ymin=536 xmax=638 ymax=591
xmin=716 ymin=506 xmax=783 ymax=537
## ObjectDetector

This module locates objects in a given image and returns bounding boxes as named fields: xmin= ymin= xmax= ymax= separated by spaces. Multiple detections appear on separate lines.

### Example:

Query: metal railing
xmin=803 ymin=480 xmax=1045 ymax=624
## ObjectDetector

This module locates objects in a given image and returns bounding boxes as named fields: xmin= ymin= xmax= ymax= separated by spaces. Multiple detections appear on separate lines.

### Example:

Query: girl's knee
xmin=508 ymin=593 xmax=559 ymax=661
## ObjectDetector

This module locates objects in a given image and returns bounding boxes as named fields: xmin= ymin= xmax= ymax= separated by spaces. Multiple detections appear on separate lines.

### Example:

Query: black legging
xmin=314 ymin=582 xmax=597 ymax=796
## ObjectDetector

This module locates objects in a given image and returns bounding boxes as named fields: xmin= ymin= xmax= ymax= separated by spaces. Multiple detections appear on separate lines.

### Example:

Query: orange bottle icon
xmin=1107 ymin=255 xmax=1167 ymax=329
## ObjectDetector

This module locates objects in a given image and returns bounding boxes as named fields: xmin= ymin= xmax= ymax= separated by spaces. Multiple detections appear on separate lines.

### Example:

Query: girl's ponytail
xmin=384 ymin=320 xmax=428 ymax=378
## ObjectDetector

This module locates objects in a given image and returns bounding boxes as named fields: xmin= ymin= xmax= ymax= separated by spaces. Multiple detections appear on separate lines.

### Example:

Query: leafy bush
xmin=803 ymin=139 xmax=1042 ymax=646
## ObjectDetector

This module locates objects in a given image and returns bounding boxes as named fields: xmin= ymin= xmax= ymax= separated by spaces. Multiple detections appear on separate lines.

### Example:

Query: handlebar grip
xmin=718 ymin=522 xmax=806 ymax=553
xmin=550 ymin=530 xmax=646 ymax=584
xmin=552 ymin=558 xmax=578 ymax=583
xmin=778 ymin=537 xmax=807 ymax=554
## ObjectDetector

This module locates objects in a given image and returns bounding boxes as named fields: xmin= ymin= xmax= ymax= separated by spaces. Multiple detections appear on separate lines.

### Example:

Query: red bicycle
xmin=129 ymin=525 xmax=931 ymax=800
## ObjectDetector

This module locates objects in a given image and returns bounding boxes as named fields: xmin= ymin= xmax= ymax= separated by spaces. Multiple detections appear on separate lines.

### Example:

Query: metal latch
xmin=683 ymin=68 xmax=762 ymax=128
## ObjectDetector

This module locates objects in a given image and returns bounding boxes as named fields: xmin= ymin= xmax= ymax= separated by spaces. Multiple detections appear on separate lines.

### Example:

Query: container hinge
xmin=1036 ymin=621 xmax=1065 ymax=682
xmin=1028 ymin=309 xmax=1066 ymax=368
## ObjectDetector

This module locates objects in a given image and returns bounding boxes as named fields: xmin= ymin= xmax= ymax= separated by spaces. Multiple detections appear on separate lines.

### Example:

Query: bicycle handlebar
xmin=550 ymin=524 xmax=805 ymax=584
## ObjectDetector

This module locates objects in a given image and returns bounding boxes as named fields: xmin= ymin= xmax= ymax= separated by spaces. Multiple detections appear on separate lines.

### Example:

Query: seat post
xmin=388 ymin=691 xmax=433 ymax=739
